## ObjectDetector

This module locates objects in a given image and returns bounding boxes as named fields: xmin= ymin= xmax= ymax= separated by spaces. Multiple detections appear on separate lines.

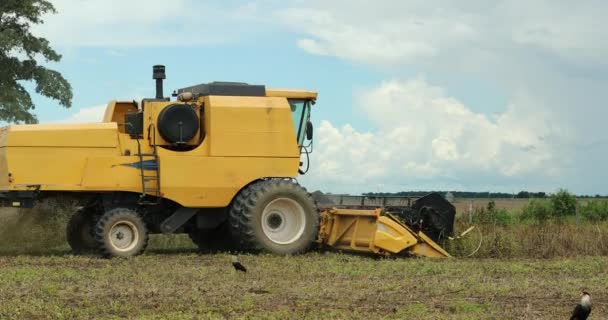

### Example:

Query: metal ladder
xmin=135 ymin=124 xmax=161 ymax=205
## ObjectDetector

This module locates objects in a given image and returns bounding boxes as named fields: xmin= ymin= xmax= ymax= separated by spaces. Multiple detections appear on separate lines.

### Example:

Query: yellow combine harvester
xmin=0 ymin=65 xmax=454 ymax=258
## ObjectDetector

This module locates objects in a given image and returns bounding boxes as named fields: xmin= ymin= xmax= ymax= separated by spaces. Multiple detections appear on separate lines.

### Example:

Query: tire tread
xmin=228 ymin=179 xmax=319 ymax=254
xmin=94 ymin=208 xmax=148 ymax=257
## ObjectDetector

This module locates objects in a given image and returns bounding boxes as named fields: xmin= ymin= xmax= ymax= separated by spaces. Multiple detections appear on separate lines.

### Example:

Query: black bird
xmin=570 ymin=291 xmax=592 ymax=320
xmin=231 ymin=255 xmax=247 ymax=273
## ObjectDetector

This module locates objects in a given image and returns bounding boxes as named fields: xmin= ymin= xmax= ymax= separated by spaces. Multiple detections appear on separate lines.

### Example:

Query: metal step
xmin=134 ymin=127 xmax=161 ymax=206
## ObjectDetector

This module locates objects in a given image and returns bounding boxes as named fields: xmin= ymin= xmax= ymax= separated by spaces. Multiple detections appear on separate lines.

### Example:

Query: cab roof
xmin=176 ymin=82 xmax=317 ymax=101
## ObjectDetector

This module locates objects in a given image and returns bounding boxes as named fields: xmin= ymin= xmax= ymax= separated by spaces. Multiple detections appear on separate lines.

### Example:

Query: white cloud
xmin=278 ymin=5 xmax=467 ymax=66
xmin=277 ymin=1 xmax=608 ymax=69
xmin=283 ymin=1 xmax=608 ymax=194
xmin=45 ymin=104 xmax=106 ymax=124
xmin=301 ymin=78 xmax=556 ymax=193
xmin=33 ymin=0 xmax=268 ymax=47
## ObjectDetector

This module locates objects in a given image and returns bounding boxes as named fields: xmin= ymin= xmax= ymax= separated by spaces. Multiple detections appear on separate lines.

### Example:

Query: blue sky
xmin=36 ymin=45 xmax=383 ymax=130
xmin=26 ymin=0 xmax=608 ymax=195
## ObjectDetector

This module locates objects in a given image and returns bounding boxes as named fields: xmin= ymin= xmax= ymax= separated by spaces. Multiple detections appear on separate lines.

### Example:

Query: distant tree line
xmin=362 ymin=191 xmax=606 ymax=198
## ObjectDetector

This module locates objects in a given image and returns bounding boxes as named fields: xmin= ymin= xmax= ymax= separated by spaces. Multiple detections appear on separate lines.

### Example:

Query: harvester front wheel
xmin=228 ymin=180 xmax=319 ymax=255
xmin=94 ymin=208 xmax=148 ymax=257
xmin=66 ymin=208 xmax=98 ymax=254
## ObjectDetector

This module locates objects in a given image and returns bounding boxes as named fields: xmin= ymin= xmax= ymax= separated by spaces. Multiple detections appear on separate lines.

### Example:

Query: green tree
xmin=0 ymin=0 xmax=72 ymax=124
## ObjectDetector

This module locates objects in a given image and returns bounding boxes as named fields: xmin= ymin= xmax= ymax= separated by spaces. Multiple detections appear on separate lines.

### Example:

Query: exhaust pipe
xmin=153 ymin=65 xmax=166 ymax=99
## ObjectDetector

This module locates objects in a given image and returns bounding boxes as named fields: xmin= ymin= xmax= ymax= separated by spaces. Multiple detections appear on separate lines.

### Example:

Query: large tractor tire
xmin=94 ymin=208 xmax=148 ymax=257
xmin=188 ymin=222 xmax=234 ymax=253
xmin=66 ymin=208 xmax=98 ymax=254
xmin=228 ymin=180 xmax=319 ymax=255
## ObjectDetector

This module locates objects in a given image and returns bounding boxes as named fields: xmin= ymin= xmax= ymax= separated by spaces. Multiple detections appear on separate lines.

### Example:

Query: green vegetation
xmin=550 ymin=189 xmax=577 ymax=218
xmin=520 ymin=199 xmax=553 ymax=223
xmin=470 ymin=200 xmax=513 ymax=226
xmin=579 ymin=200 xmax=608 ymax=222
xmin=467 ymin=189 xmax=608 ymax=225
xmin=446 ymin=190 xmax=608 ymax=258
xmin=447 ymin=221 xmax=608 ymax=258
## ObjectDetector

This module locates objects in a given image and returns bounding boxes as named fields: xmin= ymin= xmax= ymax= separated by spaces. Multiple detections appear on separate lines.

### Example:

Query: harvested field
xmin=1 ymin=202 xmax=607 ymax=319
xmin=0 ymin=250 xmax=605 ymax=319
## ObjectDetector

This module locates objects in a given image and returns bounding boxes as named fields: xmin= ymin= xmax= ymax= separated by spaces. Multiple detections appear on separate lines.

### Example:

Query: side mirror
xmin=306 ymin=121 xmax=313 ymax=140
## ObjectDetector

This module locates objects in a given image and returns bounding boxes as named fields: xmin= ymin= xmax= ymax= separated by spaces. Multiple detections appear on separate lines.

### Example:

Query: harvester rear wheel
xmin=94 ymin=208 xmax=148 ymax=258
xmin=228 ymin=180 xmax=319 ymax=255
xmin=66 ymin=208 xmax=98 ymax=254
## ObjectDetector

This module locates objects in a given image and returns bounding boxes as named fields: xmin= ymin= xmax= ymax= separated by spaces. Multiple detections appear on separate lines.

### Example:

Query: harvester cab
xmin=0 ymin=65 xmax=455 ymax=259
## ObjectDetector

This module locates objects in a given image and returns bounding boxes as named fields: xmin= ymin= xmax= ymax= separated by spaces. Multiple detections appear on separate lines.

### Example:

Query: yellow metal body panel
xmin=102 ymin=101 xmax=138 ymax=133
xmin=412 ymin=230 xmax=451 ymax=258
xmin=80 ymin=156 xmax=148 ymax=192
xmin=158 ymin=156 xmax=297 ymax=207
xmin=318 ymin=208 xmax=450 ymax=258
xmin=206 ymin=96 xmax=299 ymax=157
xmin=2 ymin=123 xmax=119 ymax=147
xmin=266 ymin=89 xmax=317 ymax=100
xmin=0 ymin=92 xmax=306 ymax=208
xmin=0 ymin=148 xmax=8 ymax=186
xmin=374 ymin=216 xmax=418 ymax=253
xmin=10 ymin=148 xmax=119 ymax=190
xmin=0 ymin=123 xmax=120 ymax=191
xmin=321 ymin=208 xmax=380 ymax=253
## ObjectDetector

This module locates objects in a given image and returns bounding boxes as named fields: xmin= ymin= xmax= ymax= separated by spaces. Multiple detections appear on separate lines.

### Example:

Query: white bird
xmin=231 ymin=255 xmax=247 ymax=273
xmin=570 ymin=291 xmax=591 ymax=320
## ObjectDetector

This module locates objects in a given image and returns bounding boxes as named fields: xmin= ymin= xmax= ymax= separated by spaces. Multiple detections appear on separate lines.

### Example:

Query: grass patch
xmin=448 ymin=299 xmax=489 ymax=314
xmin=396 ymin=302 xmax=428 ymax=317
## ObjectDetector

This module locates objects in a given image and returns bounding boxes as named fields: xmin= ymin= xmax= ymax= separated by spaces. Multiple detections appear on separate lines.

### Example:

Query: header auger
xmin=0 ymin=65 xmax=455 ymax=258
